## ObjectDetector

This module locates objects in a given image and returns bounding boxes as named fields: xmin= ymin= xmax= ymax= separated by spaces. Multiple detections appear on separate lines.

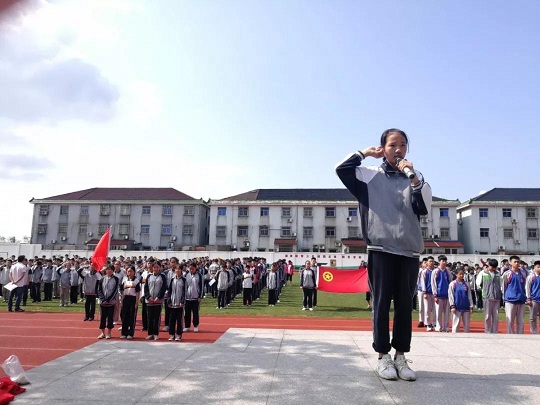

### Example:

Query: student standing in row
xmin=145 ymin=261 xmax=167 ymax=340
xmin=120 ymin=266 xmax=140 ymax=339
xmin=97 ymin=265 xmax=119 ymax=339
xmin=78 ymin=264 xmax=101 ymax=321
xmin=431 ymin=255 xmax=452 ymax=332
xmin=242 ymin=265 xmax=253 ymax=306
xmin=183 ymin=263 xmax=203 ymax=333
xmin=502 ymin=255 xmax=527 ymax=334
xmin=476 ymin=259 xmax=502 ymax=333
xmin=448 ymin=269 xmax=473 ymax=333
xmin=526 ymin=261 xmax=540 ymax=334
xmin=167 ymin=264 xmax=186 ymax=341
xmin=300 ymin=260 xmax=316 ymax=311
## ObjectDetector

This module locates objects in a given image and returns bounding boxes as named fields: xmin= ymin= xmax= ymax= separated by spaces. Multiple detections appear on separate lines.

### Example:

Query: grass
xmin=0 ymin=285 xmax=513 ymax=322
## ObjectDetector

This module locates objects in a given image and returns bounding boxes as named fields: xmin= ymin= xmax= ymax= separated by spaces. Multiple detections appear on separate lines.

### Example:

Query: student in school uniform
xmin=300 ymin=260 xmax=316 ymax=311
xmin=416 ymin=258 xmax=427 ymax=327
xmin=421 ymin=256 xmax=436 ymax=331
xmin=502 ymin=255 xmax=528 ymax=334
xmin=167 ymin=264 xmax=186 ymax=342
xmin=145 ymin=261 xmax=167 ymax=340
xmin=30 ymin=261 xmax=43 ymax=303
xmin=139 ymin=260 xmax=153 ymax=332
xmin=476 ymin=259 xmax=502 ymax=333
xmin=70 ymin=262 xmax=80 ymax=304
xmin=215 ymin=265 xmax=229 ymax=310
xmin=242 ymin=265 xmax=253 ymax=306
xmin=285 ymin=260 xmax=294 ymax=286
xmin=448 ymin=268 xmax=474 ymax=333
xmin=183 ymin=262 xmax=204 ymax=333
xmin=267 ymin=263 xmax=278 ymax=307
xmin=57 ymin=262 xmax=72 ymax=307
xmin=431 ymin=255 xmax=453 ymax=332
xmin=78 ymin=263 xmax=102 ymax=321
xmin=525 ymin=260 xmax=540 ymax=334
xmin=42 ymin=259 xmax=54 ymax=301
xmin=120 ymin=266 xmax=140 ymax=339
xmin=97 ymin=265 xmax=119 ymax=339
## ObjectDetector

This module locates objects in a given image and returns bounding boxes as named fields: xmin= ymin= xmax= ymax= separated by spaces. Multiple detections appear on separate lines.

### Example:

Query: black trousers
xmin=169 ymin=307 xmax=184 ymax=336
xmin=31 ymin=282 xmax=41 ymax=302
xmin=85 ymin=295 xmax=97 ymax=319
xmin=44 ymin=283 xmax=53 ymax=301
xmin=303 ymin=288 xmax=314 ymax=308
xmin=313 ymin=288 xmax=318 ymax=306
xmin=268 ymin=289 xmax=277 ymax=305
xmin=243 ymin=288 xmax=252 ymax=305
xmin=217 ymin=290 xmax=227 ymax=308
xmin=141 ymin=299 xmax=148 ymax=330
xmin=184 ymin=300 xmax=199 ymax=328
xmin=70 ymin=286 xmax=79 ymax=304
xmin=121 ymin=295 xmax=137 ymax=337
xmin=99 ymin=305 xmax=114 ymax=330
xmin=367 ymin=251 xmax=418 ymax=354
xmin=147 ymin=304 xmax=162 ymax=336
xmin=164 ymin=303 xmax=171 ymax=328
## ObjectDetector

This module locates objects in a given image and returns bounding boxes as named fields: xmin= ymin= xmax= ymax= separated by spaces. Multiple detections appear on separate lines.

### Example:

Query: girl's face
xmin=457 ymin=271 xmax=464 ymax=282
xmin=305 ymin=261 xmax=311 ymax=268
xmin=383 ymin=132 xmax=408 ymax=167
xmin=153 ymin=264 xmax=161 ymax=274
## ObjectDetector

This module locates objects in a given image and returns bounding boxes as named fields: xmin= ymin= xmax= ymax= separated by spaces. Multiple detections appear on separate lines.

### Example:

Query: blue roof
xmin=471 ymin=188 xmax=540 ymax=202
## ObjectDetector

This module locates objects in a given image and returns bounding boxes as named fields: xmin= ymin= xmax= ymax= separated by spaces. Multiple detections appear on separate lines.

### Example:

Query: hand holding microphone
xmin=395 ymin=157 xmax=416 ymax=180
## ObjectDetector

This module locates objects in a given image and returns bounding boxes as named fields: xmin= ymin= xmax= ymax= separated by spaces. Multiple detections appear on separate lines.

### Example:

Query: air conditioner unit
xmin=51 ymin=239 xmax=57 ymax=244
xmin=499 ymin=246 xmax=505 ymax=250
xmin=287 ymin=218 xmax=293 ymax=223
xmin=514 ymin=240 xmax=521 ymax=244
xmin=167 ymin=242 xmax=174 ymax=248
xmin=421 ymin=218 xmax=428 ymax=224
xmin=346 ymin=217 xmax=352 ymax=222
xmin=511 ymin=219 xmax=517 ymax=224
xmin=171 ymin=236 xmax=177 ymax=241
xmin=61 ymin=236 xmax=67 ymax=241
xmin=292 ymin=232 xmax=297 ymax=237
xmin=335 ymin=241 xmax=342 ymax=247
xmin=123 ymin=235 xmax=129 ymax=240
xmin=87 ymin=232 xmax=93 ymax=237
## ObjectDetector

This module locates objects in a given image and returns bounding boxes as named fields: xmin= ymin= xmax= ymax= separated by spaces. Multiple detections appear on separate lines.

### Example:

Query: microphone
xmin=395 ymin=157 xmax=415 ymax=179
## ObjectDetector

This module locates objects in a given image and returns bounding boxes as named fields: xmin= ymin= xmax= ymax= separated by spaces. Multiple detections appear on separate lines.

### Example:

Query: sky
xmin=1 ymin=0 xmax=540 ymax=239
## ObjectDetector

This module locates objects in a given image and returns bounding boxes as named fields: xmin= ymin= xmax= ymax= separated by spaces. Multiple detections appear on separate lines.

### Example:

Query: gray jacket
xmin=476 ymin=269 xmax=502 ymax=301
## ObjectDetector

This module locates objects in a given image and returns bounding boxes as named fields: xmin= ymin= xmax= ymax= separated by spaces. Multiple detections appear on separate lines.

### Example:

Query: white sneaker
xmin=194 ymin=326 xmax=199 ymax=332
xmin=394 ymin=355 xmax=416 ymax=381
xmin=145 ymin=335 xmax=154 ymax=340
xmin=153 ymin=335 xmax=159 ymax=340
xmin=175 ymin=336 xmax=182 ymax=341
xmin=309 ymin=308 xmax=313 ymax=311
xmin=127 ymin=335 xmax=133 ymax=340
xmin=163 ymin=326 xmax=169 ymax=332
xmin=105 ymin=334 xmax=112 ymax=339
xmin=168 ymin=336 xmax=175 ymax=341
xmin=183 ymin=327 xmax=189 ymax=332
xmin=120 ymin=335 xmax=127 ymax=339
xmin=97 ymin=333 xmax=105 ymax=339
xmin=302 ymin=307 xmax=307 ymax=311
xmin=377 ymin=354 xmax=398 ymax=380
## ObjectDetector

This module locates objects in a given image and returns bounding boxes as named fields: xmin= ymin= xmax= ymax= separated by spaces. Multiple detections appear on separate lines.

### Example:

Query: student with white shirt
xmin=8 ymin=256 xmax=27 ymax=312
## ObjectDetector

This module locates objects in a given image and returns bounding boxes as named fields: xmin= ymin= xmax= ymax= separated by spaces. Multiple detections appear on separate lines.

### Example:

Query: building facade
xmin=30 ymin=188 xmax=209 ymax=251
xmin=457 ymin=188 xmax=540 ymax=255
xmin=208 ymin=189 xmax=463 ymax=254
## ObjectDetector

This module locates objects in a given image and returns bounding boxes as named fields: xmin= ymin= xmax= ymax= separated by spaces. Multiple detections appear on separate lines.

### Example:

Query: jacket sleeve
xmin=97 ymin=280 xmax=105 ymax=301
xmin=467 ymin=282 xmax=473 ymax=308
xmin=420 ymin=270 xmax=427 ymax=292
xmin=198 ymin=273 xmax=204 ymax=299
xmin=104 ymin=277 xmax=118 ymax=302
xmin=182 ymin=278 xmax=187 ymax=305
xmin=157 ymin=274 xmax=167 ymax=299
xmin=526 ymin=275 xmax=532 ymax=300
xmin=300 ymin=271 xmax=304 ymax=287
xmin=475 ymin=272 xmax=483 ymax=290
xmin=411 ymin=173 xmax=432 ymax=216
xmin=448 ymin=282 xmax=455 ymax=308
xmin=431 ymin=270 xmax=438 ymax=296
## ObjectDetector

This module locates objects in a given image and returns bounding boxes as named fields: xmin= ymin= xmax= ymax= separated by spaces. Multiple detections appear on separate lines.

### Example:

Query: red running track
xmin=0 ymin=311 xmax=507 ymax=377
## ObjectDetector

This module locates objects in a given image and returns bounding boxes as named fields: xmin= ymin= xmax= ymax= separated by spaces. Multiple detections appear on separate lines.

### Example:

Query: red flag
xmin=91 ymin=228 xmax=110 ymax=271
xmin=317 ymin=266 xmax=369 ymax=293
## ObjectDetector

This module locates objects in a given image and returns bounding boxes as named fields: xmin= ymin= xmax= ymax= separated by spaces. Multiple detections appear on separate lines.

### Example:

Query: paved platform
xmin=13 ymin=329 xmax=540 ymax=405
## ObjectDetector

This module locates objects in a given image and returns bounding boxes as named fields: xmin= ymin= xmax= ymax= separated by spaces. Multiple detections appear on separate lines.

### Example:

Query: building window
xmin=142 ymin=206 xmax=151 ymax=215
xmin=183 ymin=205 xmax=194 ymax=216
xmin=118 ymin=224 xmax=130 ymax=235
xmin=58 ymin=224 xmax=67 ymax=234
xmin=78 ymin=224 xmax=87 ymax=235
xmin=238 ymin=207 xmax=249 ymax=217
xmin=325 ymin=207 xmax=336 ymax=218
xmin=260 ymin=207 xmax=269 ymax=217
xmin=348 ymin=226 xmax=359 ymax=238
xmin=39 ymin=205 xmax=49 ymax=216
xmin=503 ymin=228 xmax=513 ymax=239
xmin=80 ymin=205 xmax=89 ymax=216
xmin=98 ymin=224 xmax=109 ymax=235
xmin=182 ymin=225 xmax=193 ymax=235
xmin=480 ymin=228 xmax=489 ymax=238
xmin=217 ymin=207 xmax=227 ymax=216
xmin=100 ymin=205 xmax=110 ymax=216
xmin=440 ymin=228 xmax=450 ymax=239
xmin=216 ymin=226 xmax=226 ymax=237
xmin=502 ymin=208 xmax=512 ymax=218
xmin=325 ymin=227 xmax=336 ymax=237
xmin=439 ymin=208 xmax=449 ymax=218
xmin=37 ymin=224 xmax=47 ymax=234
xmin=348 ymin=207 xmax=358 ymax=217
xmin=527 ymin=228 xmax=538 ymax=239
xmin=141 ymin=225 xmax=150 ymax=234
xmin=259 ymin=226 xmax=269 ymax=236
xmin=303 ymin=207 xmax=313 ymax=217
xmin=281 ymin=227 xmax=292 ymax=237
xmin=527 ymin=208 xmax=537 ymax=218
xmin=161 ymin=224 xmax=172 ymax=235
xmin=303 ymin=227 xmax=313 ymax=238
xmin=58 ymin=205 xmax=68 ymax=215
xmin=282 ymin=207 xmax=291 ymax=217
xmin=479 ymin=208 xmax=488 ymax=218
xmin=421 ymin=227 xmax=428 ymax=239
xmin=162 ymin=205 xmax=172 ymax=216
xmin=119 ymin=205 xmax=131 ymax=216
xmin=237 ymin=226 xmax=248 ymax=237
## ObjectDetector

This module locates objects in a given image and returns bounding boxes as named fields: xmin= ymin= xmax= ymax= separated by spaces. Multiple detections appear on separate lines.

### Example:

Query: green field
xmin=0 ymin=284 xmax=511 ymax=322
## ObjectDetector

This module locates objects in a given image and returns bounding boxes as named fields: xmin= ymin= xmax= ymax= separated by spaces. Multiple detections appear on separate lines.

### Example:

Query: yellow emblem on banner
xmin=322 ymin=271 xmax=333 ymax=282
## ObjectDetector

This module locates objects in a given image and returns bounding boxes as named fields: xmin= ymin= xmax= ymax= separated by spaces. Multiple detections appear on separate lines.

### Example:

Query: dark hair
xmin=427 ymin=256 xmax=434 ymax=261
xmin=438 ymin=255 xmax=447 ymax=262
xmin=380 ymin=128 xmax=409 ymax=148
xmin=17 ymin=255 xmax=26 ymax=262
xmin=509 ymin=255 xmax=520 ymax=262
xmin=534 ymin=261 xmax=540 ymax=267
xmin=488 ymin=259 xmax=498 ymax=268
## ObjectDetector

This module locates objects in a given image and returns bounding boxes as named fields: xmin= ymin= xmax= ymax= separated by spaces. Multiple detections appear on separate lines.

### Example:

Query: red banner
xmin=91 ymin=228 xmax=110 ymax=271
xmin=317 ymin=267 xmax=369 ymax=293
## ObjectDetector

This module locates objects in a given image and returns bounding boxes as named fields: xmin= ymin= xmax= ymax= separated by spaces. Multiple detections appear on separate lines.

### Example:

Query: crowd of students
xmin=416 ymin=255 xmax=540 ymax=334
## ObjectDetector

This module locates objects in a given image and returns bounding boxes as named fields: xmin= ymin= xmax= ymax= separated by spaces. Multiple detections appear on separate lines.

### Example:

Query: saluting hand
xmin=361 ymin=146 xmax=384 ymax=159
